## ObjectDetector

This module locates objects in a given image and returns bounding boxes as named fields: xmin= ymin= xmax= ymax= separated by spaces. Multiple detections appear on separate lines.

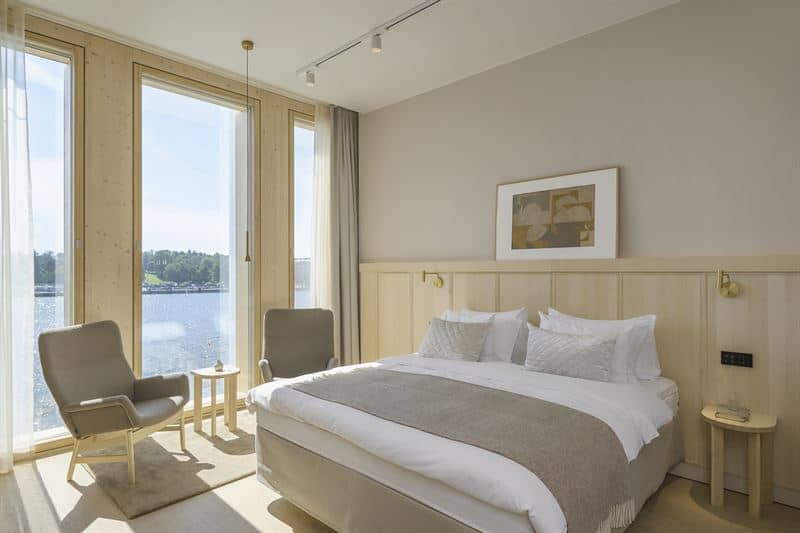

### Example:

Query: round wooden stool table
xmin=191 ymin=366 xmax=240 ymax=437
xmin=701 ymin=405 xmax=777 ymax=518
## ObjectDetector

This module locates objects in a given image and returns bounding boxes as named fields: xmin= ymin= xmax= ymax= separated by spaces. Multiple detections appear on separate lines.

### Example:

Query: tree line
xmin=142 ymin=250 xmax=229 ymax=285
xmin=34 ymin=251 xmax=64 ymax=285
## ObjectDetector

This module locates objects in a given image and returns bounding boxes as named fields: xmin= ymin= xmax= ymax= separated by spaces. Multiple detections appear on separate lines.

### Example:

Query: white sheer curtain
xmin=311 ymin=104 xmax=338 ymax=355
xmin=0 ymin=0 xmax=33 ymax=473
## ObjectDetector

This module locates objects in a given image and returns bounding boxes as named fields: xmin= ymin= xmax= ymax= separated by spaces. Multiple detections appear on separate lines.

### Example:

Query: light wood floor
xmin=2 ymin=449 xmax=799 ymax=532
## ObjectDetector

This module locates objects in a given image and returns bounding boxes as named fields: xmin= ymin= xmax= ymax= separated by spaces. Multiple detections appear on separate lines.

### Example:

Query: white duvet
xmin=246 ymin=355 xmax=674 ymax=533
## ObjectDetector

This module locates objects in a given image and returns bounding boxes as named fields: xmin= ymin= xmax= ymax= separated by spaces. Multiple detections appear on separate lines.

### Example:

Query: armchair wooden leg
xmin=67 ymin=439 xmax=80 ymax=481
xmin=126 ymin=430 xmax=135 ymax=485
xmin=179 ymin=411 xmax=186 ymax=451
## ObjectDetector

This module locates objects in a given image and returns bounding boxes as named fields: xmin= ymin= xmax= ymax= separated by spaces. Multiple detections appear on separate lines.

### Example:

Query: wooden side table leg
xmin=223 ymin=376 xmax=230 ymax=427
xmin=193 ymin=375 xmax=202 ymax=432
xmin=210 ymin=378 xmax=217 ymax=437
xmin=227 ymin=375 xmax=238 ymax=432
xmin=761 ymin=432 xmax=773 ymax=505
xmin=748 ymin=433 xmax=762 ymax=517
xmin=710 ymin=425 xmax=725 ymax=506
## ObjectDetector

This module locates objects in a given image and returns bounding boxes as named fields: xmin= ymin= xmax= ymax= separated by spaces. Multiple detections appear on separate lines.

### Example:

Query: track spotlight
xmin=305 ymin=70 xmax=315 ymax=87
xmin=370 ymin=33 xmax=382 ymax=53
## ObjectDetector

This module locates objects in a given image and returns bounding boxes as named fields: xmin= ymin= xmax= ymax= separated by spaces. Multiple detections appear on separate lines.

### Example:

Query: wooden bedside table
xmin=701 ymin=405 xmax=777 ymax=518
xmin=191 ymin=366 xmax=240 ymax=437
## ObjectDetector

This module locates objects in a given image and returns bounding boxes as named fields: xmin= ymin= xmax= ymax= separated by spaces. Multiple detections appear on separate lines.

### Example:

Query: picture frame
xmin=495 ymin=167 xmax=618 ymax=260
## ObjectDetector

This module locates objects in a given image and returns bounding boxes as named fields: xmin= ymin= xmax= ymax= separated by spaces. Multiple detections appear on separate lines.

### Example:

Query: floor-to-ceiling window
xmin=26 ymin=42 xmax=81 ymax=442
xmin=292 ymin=115 xmax=314 ymax=308
xmin=137 ymin=72 xmax=254 ymax=403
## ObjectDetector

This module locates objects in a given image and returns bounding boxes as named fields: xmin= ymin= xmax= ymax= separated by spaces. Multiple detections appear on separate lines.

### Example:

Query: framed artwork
xmin=495 ymin=168 xmax=618 ymax=260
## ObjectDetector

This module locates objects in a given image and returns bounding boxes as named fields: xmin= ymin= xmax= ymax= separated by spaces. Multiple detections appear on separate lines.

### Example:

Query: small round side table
xmin=701 ymin=405 xmax=777 ymax=518
xmin=191 ymin=366 xmax=240 ymax=437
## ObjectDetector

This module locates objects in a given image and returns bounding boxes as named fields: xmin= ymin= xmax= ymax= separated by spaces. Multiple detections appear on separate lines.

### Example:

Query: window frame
xmin=289 ymin=110 xmax=314 ymax=308
xmin=23 ymin=32 xmax=86 ymax=454
xmin=131 ymin=64 xmax=262 ymax=399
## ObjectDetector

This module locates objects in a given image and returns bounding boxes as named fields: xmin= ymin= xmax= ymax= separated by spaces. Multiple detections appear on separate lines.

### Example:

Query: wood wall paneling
xmin=452 ymin=273 xmax=497 ymax=312
xmin=707 ymin=273 xmax=800 ymax=491
xmin=498 ymin=273 xmax=551 ymax=324
xmin=412 ymin=273 xmax=452 ymax=350
xmin=553 ymin=273 xmax=619 ymax=319
xmin=359 ymin=271 xmax=378 ymax=363
xmin=377 ymin=273 xmax=413 ymax=357
xmin=622 ymin=273 xmax=706 ymax=466
xmin=360 ymin=258 xmax=800 ymax=501
xmin=84 ymin=36 xmax=135 ymax=360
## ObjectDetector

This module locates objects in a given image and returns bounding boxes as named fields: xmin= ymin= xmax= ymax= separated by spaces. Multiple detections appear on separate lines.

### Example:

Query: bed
xmin=246 ymin=355 xmax=682 ymax=533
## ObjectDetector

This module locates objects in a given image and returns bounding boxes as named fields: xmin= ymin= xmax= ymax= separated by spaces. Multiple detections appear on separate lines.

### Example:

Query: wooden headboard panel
xmin=359 ymin=256 xmax=800 ymax=505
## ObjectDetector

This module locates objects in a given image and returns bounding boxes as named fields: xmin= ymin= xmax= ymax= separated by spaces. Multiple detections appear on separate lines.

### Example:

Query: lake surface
xmin=33 ymin=289 xmax=311 ymax=435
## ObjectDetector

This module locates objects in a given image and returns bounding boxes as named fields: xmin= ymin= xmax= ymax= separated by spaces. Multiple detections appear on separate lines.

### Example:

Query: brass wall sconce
xmin=716 ymin=270 xmax=740 ymax=297
xmin=421 ymin=270 xmax=444 ymax=288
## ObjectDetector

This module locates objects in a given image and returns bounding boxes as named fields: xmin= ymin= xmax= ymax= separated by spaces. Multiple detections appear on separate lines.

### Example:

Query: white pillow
xmin=539 ymin=312 xmax=638 ymax=384
xmin=418 ymin=317 xmax=491 ymax=362
xmin=524 ymin=324 xmax=614 ymax=382
xmin=548 ymin=308 xmax=660 ymax=380
xmin=442 ymin=308 xmax=527 ymax=364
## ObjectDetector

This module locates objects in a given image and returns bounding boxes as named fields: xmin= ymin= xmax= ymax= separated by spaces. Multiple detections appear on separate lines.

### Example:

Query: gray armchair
xmin=38 ymin=320 xmax=189 ymax=484
xmin=259 ymin=308 xmax=338 ymax=383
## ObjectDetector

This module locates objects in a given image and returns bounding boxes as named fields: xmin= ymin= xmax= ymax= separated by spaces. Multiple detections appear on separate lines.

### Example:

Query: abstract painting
xmin=496 ymin=168 xmax=617 ymax=260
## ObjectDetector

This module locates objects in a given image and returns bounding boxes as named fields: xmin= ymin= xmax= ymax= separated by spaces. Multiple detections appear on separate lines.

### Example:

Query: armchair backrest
xmin=38 ymin=320 xmax=136 ymax=409
xmin=262 ymin=308 xmax=334 ymax=378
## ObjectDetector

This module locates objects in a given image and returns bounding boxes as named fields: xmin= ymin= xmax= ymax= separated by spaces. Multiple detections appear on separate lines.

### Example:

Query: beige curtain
xmin=331 ymin=107 xmax=359 ymax=364
xmin=311 ymin=104 xmax=359 ymax=364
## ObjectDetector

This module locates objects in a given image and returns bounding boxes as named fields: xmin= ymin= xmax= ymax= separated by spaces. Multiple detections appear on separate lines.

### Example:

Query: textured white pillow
xmin=418 ymin=317 xmax=491 ymax=362
xmin=524 ymin=324 xmax=614 ymax=382
xmin=548 ymin=308 xmax=660 ymax=380
xmin=539 ymin=312 xmax=634 ymax=383
xmin=443 ymin=308 xmax=527 ymax=363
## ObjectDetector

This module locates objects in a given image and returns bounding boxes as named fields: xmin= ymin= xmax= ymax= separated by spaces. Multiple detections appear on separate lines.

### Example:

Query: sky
xmin=28 ymin=53 xmax=67 ymax=254
xmin=28 ymin=52 xmax=315 ymax=258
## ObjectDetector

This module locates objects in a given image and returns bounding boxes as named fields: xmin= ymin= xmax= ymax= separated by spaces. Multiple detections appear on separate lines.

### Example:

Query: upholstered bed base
xmin=256 ymin=420 xmax=682 ymax=533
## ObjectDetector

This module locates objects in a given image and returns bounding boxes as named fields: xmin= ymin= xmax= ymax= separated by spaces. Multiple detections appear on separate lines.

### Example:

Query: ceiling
xmin=24 ymin=0 xmax=677 ymax=113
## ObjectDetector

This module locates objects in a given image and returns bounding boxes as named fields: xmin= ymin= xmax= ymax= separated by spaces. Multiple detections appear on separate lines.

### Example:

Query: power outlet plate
xmin=721 ymin=351 xmax=753 ymax=368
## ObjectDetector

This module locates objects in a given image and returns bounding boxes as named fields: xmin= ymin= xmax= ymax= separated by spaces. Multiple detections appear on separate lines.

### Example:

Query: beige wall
xmin=26 ymin=16 xmax=313 ymax=373
xmin=359 ymin=0 xmax=800 ymax=262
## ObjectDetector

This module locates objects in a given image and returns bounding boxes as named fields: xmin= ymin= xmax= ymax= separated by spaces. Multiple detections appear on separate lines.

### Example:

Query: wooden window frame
xmin=22 ymin=32 xmax=86 ymax=456
xmin=132 ymin=64 xmax=262 ymax=396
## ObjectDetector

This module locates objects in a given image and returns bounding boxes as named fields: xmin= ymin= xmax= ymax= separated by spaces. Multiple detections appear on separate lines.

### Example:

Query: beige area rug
xmin=83 ymin=409 xmax=257 ymax=519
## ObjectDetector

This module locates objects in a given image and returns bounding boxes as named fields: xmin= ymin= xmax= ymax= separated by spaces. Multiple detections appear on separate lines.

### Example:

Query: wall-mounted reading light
xmin=421 ymin=270 xmax=444 ymax=288
xmin=370 ymin=34 xmax=383 ymax=53
xmin=716 ymin=270 xmax=740 ymax=297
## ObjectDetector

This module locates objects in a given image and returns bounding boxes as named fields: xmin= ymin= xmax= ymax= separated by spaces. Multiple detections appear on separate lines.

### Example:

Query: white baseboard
xmin=670 ymin=462 xmax=800 ymax=509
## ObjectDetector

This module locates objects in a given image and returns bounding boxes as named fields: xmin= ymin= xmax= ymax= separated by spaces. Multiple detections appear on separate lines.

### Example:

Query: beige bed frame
xmin=256 ymin=417 xmax=681 ymax=532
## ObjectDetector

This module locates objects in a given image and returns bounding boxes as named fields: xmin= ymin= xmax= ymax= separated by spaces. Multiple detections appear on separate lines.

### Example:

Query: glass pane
xmin=140 ymin=81 xmax=249 ymax=402
xmin=27 ymin=50 xmax=72 ymax=439
xmin=293 ymin=123 xmax=314 ymax=308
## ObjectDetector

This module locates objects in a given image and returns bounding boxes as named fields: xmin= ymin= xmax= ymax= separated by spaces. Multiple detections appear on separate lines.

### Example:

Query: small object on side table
xmin=214 ymin=359 xmax=224 ymax=372
xmin=701 ymin=405 xmax=777 ymax=518
xmin=191 ymin=366 xmax=241 ymax=437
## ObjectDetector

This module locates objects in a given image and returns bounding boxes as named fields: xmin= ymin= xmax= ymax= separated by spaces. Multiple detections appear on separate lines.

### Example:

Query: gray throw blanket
xmin=292 ymin=368 xmax=634 ymax=533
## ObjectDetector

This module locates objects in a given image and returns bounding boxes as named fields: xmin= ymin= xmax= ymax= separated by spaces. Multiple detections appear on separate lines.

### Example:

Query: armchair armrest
xmin=134 ymin=373 xmax=190 ymax=403
xmin=259 ymin=359 xmax=273 ymax=383
xmin=61 ymin=395 xmax=139 ymax=438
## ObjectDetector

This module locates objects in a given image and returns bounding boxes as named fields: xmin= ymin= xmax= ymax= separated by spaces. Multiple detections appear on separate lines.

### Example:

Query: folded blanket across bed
xmin=292 ymin=368 xmax=635 ymax=533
